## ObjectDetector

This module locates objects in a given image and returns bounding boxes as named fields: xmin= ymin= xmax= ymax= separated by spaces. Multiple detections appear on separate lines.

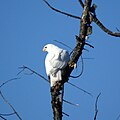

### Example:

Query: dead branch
xmin=0 ymin=78 xmax=21 ymax=120
xmin=67 ymin=82 xmax=92 ymax=97
xmin=47 ymin=0 xmax=93 ymax=119
xmin=18 ymin=65 xmax=49 ymax=82
xmin=61 ymin=0 xmax=92 ymax=81
xmin=0 ymin=113 xmax=15 ymax=116
xmin=78 ymin=0 xmax=120 ymax=37
xmin=43 ymin=0 xmax=81 ymax=20
xmin=94 ymin=93 xmax=101 ymax=120
xmin=18 ymin=65 xmax=92 ymax=96
xmin=78 ymin=0 xmax=84 ymax=8
xmin=51 ymin=84 xmax=64 ymax=120
xmin=44 ymin=0 xmax=120 ymax=37
xmin=0 ymin=77 xmax=21 ymax=88
xmin=116 ymin=28 xmax=120 ymax=32
xmin=85 ymin=42 xmax=94 ymax=48
xmin=63 ymin=99 xmax=79 ymax=107
xmin=43 ymin=0 xmax=120 ymax=119
xmin=93 ymin=16 xmax=120 ymax=37
xmin=0 ymin=115 xmax=7 ymax=120
xmin=54 ymin=40 xmax=73 ymax=50
xmin=62 ymin=112 xmax=69 ymax=117
xmin=0 ymin=112 xmax=15 ymax=120
xmin=0 ymin=90 xmax=22 ymax=120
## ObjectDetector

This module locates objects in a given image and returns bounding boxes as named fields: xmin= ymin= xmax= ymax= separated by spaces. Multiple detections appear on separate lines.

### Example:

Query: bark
xmin=50 ymin=0 xmax=92 ymax=120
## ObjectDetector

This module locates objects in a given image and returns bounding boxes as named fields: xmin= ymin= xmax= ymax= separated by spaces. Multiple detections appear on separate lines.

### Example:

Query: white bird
xmin=43 ymin=44 xmax=70 ymax=87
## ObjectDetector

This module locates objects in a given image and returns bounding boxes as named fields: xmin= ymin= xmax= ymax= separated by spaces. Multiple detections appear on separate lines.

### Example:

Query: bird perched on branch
xmin=43 ymin=44 xmax=70 ymax=87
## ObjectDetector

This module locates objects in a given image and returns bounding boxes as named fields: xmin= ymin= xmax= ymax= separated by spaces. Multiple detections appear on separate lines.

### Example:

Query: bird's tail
xmin=50 ymin=70 xmax=62 ymax=87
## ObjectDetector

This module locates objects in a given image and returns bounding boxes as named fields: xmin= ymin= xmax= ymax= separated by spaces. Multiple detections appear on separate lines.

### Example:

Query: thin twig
xmin=54 ymin=40 xmax=73 ymax=50
xmin=67 ymin=81 xmax=92 ymax=97
xmin=17 ymin=67 xmax=26 ymax=75
xmin=78 ymin=0 xmax=84 ymax=8
xmin=0 ymin=115 xmax=7 ymax=120
xmin=18 ymin=65 xmax=90 ymax=94
xmin=85 ymin=42 xmax=94 ymax=48
xmin=43 ymin=0 xmax=81 ymax=20
xmin=63 ymin=99 xmax=79 ymax=107
xmin=116 ymin=28 xmax=120 ymax=32
xmin=20 ymin=64 xmax=92 ymax=97
xmin=0 ymin=77 xmax=21 ymax=88
xmin=0 ymin=113 xmax=15 ymax=116
xmin=0 ymin=90 xmax=22 ymax=120
xmin=94 ymin=93 xmax=101 ymax=120
xmin=18 ymin=65 xmax=49 ymax=82
xmin=62 ymin=112 xmax=69 ymax=117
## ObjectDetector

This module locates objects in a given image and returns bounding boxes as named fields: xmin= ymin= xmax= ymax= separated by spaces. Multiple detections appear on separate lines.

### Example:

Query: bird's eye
xmin=45 ymin=46 xmax=47 ymax=48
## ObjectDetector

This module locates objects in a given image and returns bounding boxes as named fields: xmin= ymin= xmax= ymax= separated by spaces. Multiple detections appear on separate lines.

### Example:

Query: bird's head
xmin=43 ymin=44 xmax=58 ymax=52
xmin=42 ymin=45 xmax=48 ymax=52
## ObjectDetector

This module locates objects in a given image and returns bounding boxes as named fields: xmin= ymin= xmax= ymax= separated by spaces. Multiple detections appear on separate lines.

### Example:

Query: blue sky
xmin=0 ymin=0 xmax=120 ymax=120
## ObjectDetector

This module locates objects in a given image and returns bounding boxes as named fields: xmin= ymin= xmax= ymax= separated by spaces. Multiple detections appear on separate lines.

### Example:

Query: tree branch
xmin=48 ymin=1 xmax=92 ymax=120
xmin=43 ymin=0 xmax=120 ymax=119
xmin=18 ymin=65 xmax=91 ymax=95
xmin=43 ymin=0 xmax=81 ymax=20
xmin=94 ymin=93 xmax=101 ymax=120
xmin=0 ymin=90 xmax=22 ymax=120
xmin=0 ymin=77 xmax=21 ymax=88
xmin=18 ymin=65 xmax=93 ymax=119
xmin=51 ymin=84 xmax=64 ymax=120
xmin=0 ymin=112 xmax=15 ymax=120
xmin=18 ymin=65 xmax=49 ymax=82
xmin=78 ymin=0 xmax=84 ymax=8
xmin=44 ymin=0 xmax=120 ymax=38
xmin=0 ymin=113 xmax=15 ymax=116
xmin=78 ymin=0 xmax=120 ymax=37
xmin=63 ymin=99 xmax=79 ymax=107
xmin=67 ymin=82 xmax=92 ymax=97
xmin=0 ymin=115 xmax=7 ymax=120
xmin=93 ymin=16 xmax=120 ymax=37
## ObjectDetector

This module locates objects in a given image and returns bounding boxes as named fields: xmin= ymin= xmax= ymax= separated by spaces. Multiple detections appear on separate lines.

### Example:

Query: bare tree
xmin=43 ymin=0 xmax=120 ymax=120
xmin=1 ymin=0 xmax=120 ymax=120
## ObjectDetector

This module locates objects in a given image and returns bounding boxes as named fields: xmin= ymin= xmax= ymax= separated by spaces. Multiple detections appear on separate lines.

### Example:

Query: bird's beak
xmin=43 ymin=47 xmax=46 ymax=52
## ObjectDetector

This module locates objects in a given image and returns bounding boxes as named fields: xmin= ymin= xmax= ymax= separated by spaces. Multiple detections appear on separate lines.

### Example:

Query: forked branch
xmin=46 ymin=0 xmax=92 ymax=119
xmin=43 ymin=0 xmax=120 ymax=119
xmin=18 ymin=65 xmax=92 ymax=96
xmin=44 ymin=0 xmax=120 ymax=37
xmin=0 ymin=90 xmax=22 ymax=120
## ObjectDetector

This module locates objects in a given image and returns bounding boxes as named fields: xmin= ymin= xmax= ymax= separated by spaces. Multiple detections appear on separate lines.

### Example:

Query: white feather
xmin=50 ymin=70 xmax=62 ymax=87
xmin=43 ymin=44 xmax=70 ymax=87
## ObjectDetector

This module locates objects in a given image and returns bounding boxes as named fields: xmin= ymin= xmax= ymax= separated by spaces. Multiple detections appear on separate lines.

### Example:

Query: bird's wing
xmin=50 ymin=50 xmax=70 ymax=69
xmin=45 ymin=53 xmax=55 ymax=76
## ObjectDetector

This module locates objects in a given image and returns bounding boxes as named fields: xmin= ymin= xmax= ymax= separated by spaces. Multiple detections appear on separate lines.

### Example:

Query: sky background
xmin=0 ymin=0 xmax=120 ymax=120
